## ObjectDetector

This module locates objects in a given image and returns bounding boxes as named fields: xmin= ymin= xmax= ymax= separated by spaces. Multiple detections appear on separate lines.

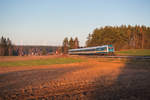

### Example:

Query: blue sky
xmin=0 ymin=0 xmax=150 ymax=46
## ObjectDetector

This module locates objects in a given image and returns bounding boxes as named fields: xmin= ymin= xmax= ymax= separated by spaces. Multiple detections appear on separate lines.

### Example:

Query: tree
xmin=62 ymin=37 xmax=69 ymax=54
xmin=74 ymin=37 xmax=79 ymax=49
xmin=7 ymin=38 xmax=13 ymax=56
xmin=0 ymin=36 xmax=5 ymax=56
xmin=86 ymin=34 xmax=92 ymax=47
xmin=69 ymin=37 xmax=74 ymax=49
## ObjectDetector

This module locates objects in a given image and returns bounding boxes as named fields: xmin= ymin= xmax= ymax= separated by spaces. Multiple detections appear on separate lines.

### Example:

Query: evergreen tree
xmin=69 ymin=37 xmax=74 ymax=49
xmin=7 ymin=38 xmax=13 ymax=56
xmin=74 ymin=37 xmax=79 ymax=49
xmin=62 ymin=37 xmax=69 ymax=54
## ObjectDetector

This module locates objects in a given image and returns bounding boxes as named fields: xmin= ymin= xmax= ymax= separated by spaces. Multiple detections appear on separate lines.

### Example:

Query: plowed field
xmin=0 ymin=56 xmax=150 ymax=100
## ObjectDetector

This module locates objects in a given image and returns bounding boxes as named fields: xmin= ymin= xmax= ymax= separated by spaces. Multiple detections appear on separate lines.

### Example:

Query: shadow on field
xmin=90 ymin=58 xmax=150 ymax=100
xmin=1 ymin=58 xmax=150 ymax=100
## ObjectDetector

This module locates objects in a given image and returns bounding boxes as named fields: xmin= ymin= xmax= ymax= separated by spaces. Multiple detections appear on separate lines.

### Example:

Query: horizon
xmin=0 ymin=0 xmax=150 ymax=46
xmin=1 ymin=24 xmax=150 ymax=47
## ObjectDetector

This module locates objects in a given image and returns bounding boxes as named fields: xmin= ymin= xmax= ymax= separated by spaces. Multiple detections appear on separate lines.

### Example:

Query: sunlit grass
xmin=115 ymin=49 xmax=150 ymax=56
xmin=0 ymin=57 xmax=84 ymax=67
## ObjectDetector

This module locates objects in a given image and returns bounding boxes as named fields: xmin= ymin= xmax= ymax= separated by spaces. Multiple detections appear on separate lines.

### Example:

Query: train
xmin=68 ymin=45 xmax=114 ymax=55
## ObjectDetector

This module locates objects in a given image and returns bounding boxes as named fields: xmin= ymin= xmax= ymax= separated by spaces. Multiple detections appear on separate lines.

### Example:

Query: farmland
xmin=0 ymin=56 xmax=150 ymax=100
xmin=0 ymin=56 xmax=84 ymax=67
xmin=115 ymin=49 xmax=150 ymax=56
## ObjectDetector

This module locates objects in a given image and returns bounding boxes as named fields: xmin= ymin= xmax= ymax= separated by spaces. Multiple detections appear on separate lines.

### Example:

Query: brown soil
xmin=0 ymin=56 xmax=150 ymax=100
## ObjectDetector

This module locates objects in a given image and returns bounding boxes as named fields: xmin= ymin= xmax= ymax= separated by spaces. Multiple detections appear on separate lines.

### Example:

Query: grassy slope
xmin=0 ymin=57 xmax=84 ymax=67
xmin=115 ymin=49 xmax=150 ymax=56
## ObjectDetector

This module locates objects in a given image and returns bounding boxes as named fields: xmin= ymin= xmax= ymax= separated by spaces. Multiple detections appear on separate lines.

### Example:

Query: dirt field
xmin=0 ymin=56 xmax=150 ymax=100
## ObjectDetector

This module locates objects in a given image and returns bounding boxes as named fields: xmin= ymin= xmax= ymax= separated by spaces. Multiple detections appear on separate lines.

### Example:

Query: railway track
xmin=84 ymin=55 xmax=150 ymax=59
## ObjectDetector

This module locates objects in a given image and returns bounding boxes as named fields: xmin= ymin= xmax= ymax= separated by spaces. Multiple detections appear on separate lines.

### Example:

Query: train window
xmin=96 ymin=47 xmax=107 ymax=51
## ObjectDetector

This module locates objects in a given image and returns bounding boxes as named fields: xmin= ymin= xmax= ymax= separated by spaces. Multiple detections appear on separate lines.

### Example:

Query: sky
xmin=0 ymin=0 xmax=150 ymax=46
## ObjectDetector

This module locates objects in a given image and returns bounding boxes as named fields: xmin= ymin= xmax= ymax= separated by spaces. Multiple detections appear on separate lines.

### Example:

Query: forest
xmin=86 ymin=25 xmax=150 ymax=50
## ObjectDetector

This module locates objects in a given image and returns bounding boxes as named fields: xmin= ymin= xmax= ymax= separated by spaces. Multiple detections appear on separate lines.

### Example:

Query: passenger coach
xmin=68 ymin=45 xmax=114 ymax=55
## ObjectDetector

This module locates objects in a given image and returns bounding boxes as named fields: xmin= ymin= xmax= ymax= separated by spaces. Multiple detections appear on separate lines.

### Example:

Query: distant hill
xmin=13 ymin=45 xmax=58 ymax=56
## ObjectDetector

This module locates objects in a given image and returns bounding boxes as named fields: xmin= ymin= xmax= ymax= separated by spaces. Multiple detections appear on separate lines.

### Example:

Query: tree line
xmin=61 ymin=37 xmax=79 ymax=54
xmin=0 ymin=36 xmax=13 ymax=56
xmin=86 ymin=25 xmax=150 ymax=50
xmin=0 ymin=36 xmax=57 ymax=56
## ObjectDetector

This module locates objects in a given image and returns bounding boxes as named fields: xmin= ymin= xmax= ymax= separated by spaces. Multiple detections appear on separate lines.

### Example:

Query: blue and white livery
xmin=68 ymin=45 xmax=114 ymax=55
